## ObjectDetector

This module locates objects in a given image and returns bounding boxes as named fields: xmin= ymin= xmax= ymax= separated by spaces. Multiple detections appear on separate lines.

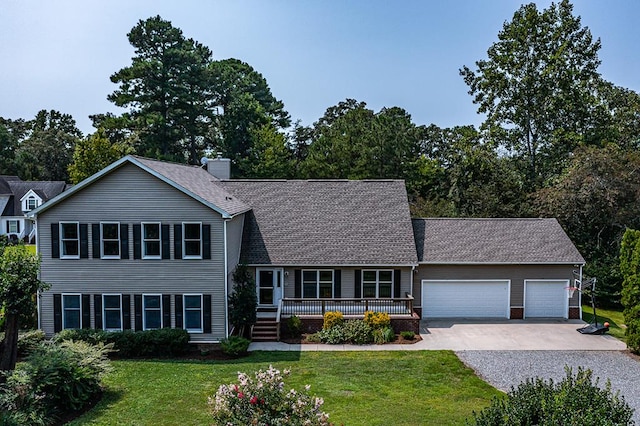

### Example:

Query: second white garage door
xmin=524 ymin=280 xmax=568 ymax=318
xmin=421 ymin=280 xmax=510 ymax=319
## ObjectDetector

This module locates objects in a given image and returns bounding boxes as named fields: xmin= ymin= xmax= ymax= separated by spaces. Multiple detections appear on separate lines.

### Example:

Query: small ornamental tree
xmin=620 ymin=228 xmax=640 ymax=353
xmin=228 ymin=264 xmax=257 ymax=337
xmin=0 ymin=245 xmax=50 ymax=373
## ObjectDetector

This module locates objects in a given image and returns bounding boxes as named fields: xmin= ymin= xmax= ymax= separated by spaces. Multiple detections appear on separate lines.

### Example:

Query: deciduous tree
xmin=68 ymin=129 xmax=133 ymax=184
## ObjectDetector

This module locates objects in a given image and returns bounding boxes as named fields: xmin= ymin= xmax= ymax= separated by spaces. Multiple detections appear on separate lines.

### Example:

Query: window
xmin=62 ymin=294 xmax=81 ymax=329
xmin=60 ymin=222 xmax=79 ymax=259
xmin=362 ymin=270 xmax=393 ymax=298
xmin=143 ymin=294 xmax=162 ymax=330
xmin=182 ymin=223 xmax=202 ymax=258
xmin=101 ymin=222 xmax=120 ymax=258
xmin=183 ymin=294 xmax=203 ymax=332
xmin=103 ymin=294 xmax=122 ymax=331
xmin=302 ymin=270 xmax=334 ymax=298
xmin=26 ymin=197 xmax=38 ymax=211
xmin=7 ymin=220 xmax=19 ymax=234
xmin=142 ymin=223 xmax=161 ymax=259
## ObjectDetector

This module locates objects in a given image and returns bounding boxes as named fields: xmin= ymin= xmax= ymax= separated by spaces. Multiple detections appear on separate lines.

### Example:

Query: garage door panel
xmin=422 ymin=280 xmax=509 ymax=318
xmin=525 ymin=280 xmax=567 ymax=318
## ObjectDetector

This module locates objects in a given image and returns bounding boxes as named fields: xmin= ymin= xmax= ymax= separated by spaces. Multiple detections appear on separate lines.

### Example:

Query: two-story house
xmin=29 ymin=155 xmax=584 ymax=342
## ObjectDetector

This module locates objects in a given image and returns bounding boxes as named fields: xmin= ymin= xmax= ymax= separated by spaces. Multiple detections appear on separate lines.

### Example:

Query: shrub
xmin=620 ymin=228 xmax=640 ymax=353
xmin=317 ymin=319 xmax=373 ymax=345
xmin=54 ymin=328 xmax=190 ymax=357
xmin=306 ymin=333 xmax=322 ymax=343
xmin=323 ymin=311 xmax=344 ymax=330
xmin=0 ymin=329 xmax=46 ymax=357
xmin=0 ymin=340 xmax=113 ymax=424
xmin=220 ymin=336 xmax=251 ymax=357
xmin=287 ymin=315 xmax=303 ymax=338
xmin=468 ymin=367 xmax=634 ymax=426
xmin=364 ymin=311 xmax=391 ymax=329
xmin=210 ymin=365 xmax=330 ymax=425
xmin=373 ymin=327 xmax=395 ymax=344
xmin=400 ymin=331 xmax=415 ymax=340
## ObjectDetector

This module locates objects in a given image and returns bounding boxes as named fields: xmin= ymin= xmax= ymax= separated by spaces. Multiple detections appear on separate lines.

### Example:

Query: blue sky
xmin=1 ymin=1 xmax=639 ymax=136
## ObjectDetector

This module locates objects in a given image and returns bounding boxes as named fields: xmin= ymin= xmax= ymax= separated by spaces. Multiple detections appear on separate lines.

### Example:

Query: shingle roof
xmin=220 ymin=180 xmax=419 ymax=266
xmin=413 ymin=218 xmax=585 ymax=264
xmin=132 ymin=156 xmax=249 ymax=217
xmin=0 ymin=176 xmax=67 ymax=216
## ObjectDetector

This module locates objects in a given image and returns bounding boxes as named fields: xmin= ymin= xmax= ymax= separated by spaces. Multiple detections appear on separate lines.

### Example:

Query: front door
xmin=257 ymin=268 xmax=283 ymax=306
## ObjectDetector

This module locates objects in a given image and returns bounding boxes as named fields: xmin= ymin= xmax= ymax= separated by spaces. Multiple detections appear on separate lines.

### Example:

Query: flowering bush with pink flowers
xmin=209 ymin=365 xmax=331 ymax=426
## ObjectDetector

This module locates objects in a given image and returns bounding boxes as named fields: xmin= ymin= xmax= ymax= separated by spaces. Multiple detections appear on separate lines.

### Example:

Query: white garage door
xmin=524 ymin=280 xmax=568 ymax=318
xmin=421 ymin=280 xmax=510 ymax=319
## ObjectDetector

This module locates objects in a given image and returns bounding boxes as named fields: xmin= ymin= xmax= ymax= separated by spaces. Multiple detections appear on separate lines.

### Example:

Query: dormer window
xmin=26 ymin=197 xmax=38 ymax=211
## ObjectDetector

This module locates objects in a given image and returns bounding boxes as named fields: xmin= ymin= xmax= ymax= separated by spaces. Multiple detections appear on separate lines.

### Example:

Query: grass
xmin=69 ymin=351 xmax=500 ymax=426
xmin=581 ymin=304 xmax=627 ymax=342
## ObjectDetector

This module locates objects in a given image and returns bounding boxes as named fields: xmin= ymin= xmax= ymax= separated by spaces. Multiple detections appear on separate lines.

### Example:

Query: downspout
xmin=223 ymin=218 xmax=229 ymax=338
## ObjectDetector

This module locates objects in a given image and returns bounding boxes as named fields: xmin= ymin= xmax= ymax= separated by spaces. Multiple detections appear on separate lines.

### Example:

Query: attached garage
xmin=524 ymin=280 xmax=569 ymax=318
xmin=421 ymin=280 xmax=510 ymax=319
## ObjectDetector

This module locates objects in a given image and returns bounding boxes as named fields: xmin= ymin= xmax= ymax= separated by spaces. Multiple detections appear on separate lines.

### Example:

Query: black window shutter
xmin=120 ymin=224 xmax=129 ymax=259
xmin=175 ymin=295 xmax=183 ymax=328
xmin=92 ymin=224 xmax=100 ymax=259
xmin=394 ymin=269 xmax=401 ymax=298
xmin=202 ymin=224 xmax=211 ymax=260
xmin=16 ymin=221 xmax=20 ymax=233
xmin=82 ymin=294 xmax=91 ymax=329
xmin=162 ymin=294 xmax=171 ymax=328
xmin=53 ymin=294 xmax=62 ymax=332
xmin=334 ymin=270 xmax=341 ymax=298
xmin=51 ymin=223 xmax=60 ymax=258
xmin=294 ymin=270 xmax=301 ymax=298
xmin=174 ymin=224 xmax=182 ymax=259
xmin=355 ymin=270 xmax=362 ymax=298
xmin=94 ymin=294 xmax=103 ymax=329
xmin=134 ymin=294 xmax=142 ymax=331
xmin=133 ymin=224 xmax=141 ymax=259
xmin=161 ymin=225 xmax=170 ymax=259
xmin=80 ymin=224 xmax=89 ymax=259
xmin=122 ymin=294 xmax=131 ymax=329
xmin=203 ymin=294 xmax=212 ymax=333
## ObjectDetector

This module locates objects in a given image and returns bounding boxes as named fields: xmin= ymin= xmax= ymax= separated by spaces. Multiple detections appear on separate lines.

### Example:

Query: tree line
xmin=1 ymin=1 xmax=639 ymax=306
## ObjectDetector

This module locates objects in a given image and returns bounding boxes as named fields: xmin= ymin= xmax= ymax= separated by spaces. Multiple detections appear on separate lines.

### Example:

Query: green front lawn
xmin=581 ymin=304 xmax=627 ymax=342
xmin=70 ymin=351 xmax=500 ymax=426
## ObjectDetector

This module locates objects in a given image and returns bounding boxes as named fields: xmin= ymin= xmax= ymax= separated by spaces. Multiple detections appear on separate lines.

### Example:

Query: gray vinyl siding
xmin=278 ymin=266 xmax=413 ymax=299
xmin=413 ymin=264 xmax=577 ymax=308
xmin=225 ymin=213 xmax=245 ymax=288
xmin=37 ymin=163 xmax=227 ymax=341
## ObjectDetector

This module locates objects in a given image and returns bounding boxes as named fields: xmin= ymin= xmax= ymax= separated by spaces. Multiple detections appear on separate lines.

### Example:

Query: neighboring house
xmin=0 ymin=175 xmax=68 ymax=244
xmin=29 ymin=155 xmax=585 ymax=342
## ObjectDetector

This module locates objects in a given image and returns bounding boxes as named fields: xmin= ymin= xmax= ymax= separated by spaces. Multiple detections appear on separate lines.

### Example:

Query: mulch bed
xmin=281 ymin=333 xmax=423 ymax=345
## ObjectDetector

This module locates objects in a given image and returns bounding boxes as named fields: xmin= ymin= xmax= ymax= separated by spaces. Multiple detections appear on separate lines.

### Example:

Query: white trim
xmin=20 ymin=189 xmax=42 ymax=212
xmin=183 ymin=294 xmax=203 ymax=333
xmin=361 ymin=269 xmax=394 ymax=298
xmin=62 ymin=293 xmax=82 ymax=330
xmin=59 ymin=221 xmax=80 ymax=259
xmin=256 ymin=267 xmax=284 ymax=306
xmin=142 ymin=294 xmax=163 ymax=330
xmin=421 ymin=279 xmax=511 ymax=319
xmin=223 ymin=219 xmax=229 ymax=338
xmin=182 ymin=222 xmax=203 ymax=259
xmin=102 ymin=294 xmax=123 ymax=331
xmin=301 ymin=269 xmax=335 ymax=298
xmin=27 ymin=155 xmax=246 ymax=219
xmin=100 ymin=222 xmax=121 ymax=259
xmin=141 ymin=222 xmax=162 ymax=260
xmin=418 ymin=261 xmax=585 ymax=266
xmin=246 ymin=263 xmax=418 ymax=268
xmin=523 ymin=279 xmax=569 ymax=319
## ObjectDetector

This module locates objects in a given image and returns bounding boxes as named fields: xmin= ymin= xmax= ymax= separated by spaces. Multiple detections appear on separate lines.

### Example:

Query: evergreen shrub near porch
xmin=54 ymin=328 xmax=190 ymax=357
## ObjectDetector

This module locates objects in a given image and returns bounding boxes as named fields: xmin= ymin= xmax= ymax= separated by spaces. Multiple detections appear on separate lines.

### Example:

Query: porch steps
xmin=252 ymin=317 xmax=279 ymax=342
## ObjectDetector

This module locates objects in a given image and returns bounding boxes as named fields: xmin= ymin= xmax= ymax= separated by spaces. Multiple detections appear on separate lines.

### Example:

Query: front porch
xmin=252 ymin=295 xmax=419 ymax=341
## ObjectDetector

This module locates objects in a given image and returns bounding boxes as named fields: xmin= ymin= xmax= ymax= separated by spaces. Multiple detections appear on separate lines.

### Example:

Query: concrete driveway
xmin=421 ymin=319 xmax=626 ymax=351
